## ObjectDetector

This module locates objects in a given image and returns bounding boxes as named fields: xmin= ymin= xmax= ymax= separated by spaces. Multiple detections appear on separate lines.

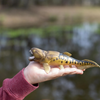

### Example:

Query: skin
xmin=24 ymin=61 xmax=84 ymax=84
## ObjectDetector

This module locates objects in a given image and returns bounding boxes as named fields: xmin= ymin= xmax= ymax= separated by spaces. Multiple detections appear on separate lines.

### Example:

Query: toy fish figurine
xmin=29 ymin=47 xmax=100 ymax=74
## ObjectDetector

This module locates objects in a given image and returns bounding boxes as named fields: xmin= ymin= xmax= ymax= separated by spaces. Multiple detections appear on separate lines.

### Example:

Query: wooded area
xmin=1 ymin=0 xmax=100 ymax=7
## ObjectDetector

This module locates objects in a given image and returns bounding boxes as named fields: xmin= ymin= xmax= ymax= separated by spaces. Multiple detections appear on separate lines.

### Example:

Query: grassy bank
xmin=0 ymin=25 xmax=74 ymax=38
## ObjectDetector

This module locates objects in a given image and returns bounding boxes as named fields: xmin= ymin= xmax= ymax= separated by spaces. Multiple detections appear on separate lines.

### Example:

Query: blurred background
xmin=0 ymin=0 xmax=100 ymax=100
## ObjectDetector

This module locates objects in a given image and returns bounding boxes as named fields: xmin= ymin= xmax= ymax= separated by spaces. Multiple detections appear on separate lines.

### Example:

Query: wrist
xmin=24 ymin=67 xmax=32 ymax=84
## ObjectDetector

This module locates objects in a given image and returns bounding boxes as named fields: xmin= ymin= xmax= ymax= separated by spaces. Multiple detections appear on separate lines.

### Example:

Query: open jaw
xmin=29 ymin=50 xmax=33 ymax=54
xmin=29 ymin=56 xmax=35 ymax=61
xmin=29 ymin=50 xmax=35 ymax=61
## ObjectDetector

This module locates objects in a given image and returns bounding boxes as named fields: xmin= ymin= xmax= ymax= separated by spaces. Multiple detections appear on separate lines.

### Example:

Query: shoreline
xmin=0 ymin=6 xmax=100 ymax=29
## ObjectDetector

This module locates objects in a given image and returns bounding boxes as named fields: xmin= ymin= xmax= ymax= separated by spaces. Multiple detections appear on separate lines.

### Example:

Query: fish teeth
xmin=29 ymin=50 xmax=33 ymax=54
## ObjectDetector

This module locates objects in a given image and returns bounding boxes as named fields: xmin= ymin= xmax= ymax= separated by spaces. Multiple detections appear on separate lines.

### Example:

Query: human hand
xmin=24 ymin=61 xmax=84 ymax=84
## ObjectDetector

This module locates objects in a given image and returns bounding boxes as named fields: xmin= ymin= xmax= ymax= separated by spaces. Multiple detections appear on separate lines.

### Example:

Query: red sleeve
xmin=0 ymin=69 xmax=39 ymax=100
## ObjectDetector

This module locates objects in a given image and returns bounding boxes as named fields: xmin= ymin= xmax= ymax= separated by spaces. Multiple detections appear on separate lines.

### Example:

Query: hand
xmin=24 ymin=61 xmax=84 ymax=84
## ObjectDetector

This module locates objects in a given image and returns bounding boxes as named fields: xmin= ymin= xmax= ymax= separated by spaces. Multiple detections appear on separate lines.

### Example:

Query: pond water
xmin=0 ymin=23 xmax=100 ymax=100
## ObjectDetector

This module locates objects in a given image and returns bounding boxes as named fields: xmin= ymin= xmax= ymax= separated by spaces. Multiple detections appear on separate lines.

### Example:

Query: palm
xmin=24 ymin=61 xmax=83 ymax=84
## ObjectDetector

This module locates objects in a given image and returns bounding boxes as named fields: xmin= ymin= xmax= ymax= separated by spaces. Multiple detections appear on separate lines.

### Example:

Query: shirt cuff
xmin=3 ymin=68 xmax=39 ymax=99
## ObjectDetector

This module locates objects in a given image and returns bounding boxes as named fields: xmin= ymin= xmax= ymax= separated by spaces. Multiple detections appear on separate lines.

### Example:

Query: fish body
xmin=29 ymin=47 xmax=100 ymax=73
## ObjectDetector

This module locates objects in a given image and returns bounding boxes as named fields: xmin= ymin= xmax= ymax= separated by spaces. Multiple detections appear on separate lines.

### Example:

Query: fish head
xmin=30 ymin=47 xmax=45 ymax=61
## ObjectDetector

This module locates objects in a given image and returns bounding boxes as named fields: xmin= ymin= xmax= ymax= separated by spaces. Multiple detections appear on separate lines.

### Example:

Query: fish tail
xmin=82 ymin=59 xmax=100 ymax=67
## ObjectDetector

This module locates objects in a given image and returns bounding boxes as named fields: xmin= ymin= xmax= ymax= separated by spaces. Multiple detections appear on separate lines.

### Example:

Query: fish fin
xmin=43 ymin=63 xmax=51 ymax=74
xmin=82 ymin=59 xmax=100 ymax=67
xmin=83 ymin=59 xmax=95 ymax=62
xmin=63 ymin=52 xmax=72 ymax=57
xmin=69 ymin=65 xmax=72 ymax=68
xmin=59 ymin=65 xmax=64 ymax=69
xmin=83 ymin=59 xmax=97 ymax=64
xmin=78 ymin=65 xmax=98 ymax=70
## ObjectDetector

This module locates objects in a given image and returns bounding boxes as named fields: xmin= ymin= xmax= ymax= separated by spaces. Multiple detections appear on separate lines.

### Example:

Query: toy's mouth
xmin=29 ymin=50 xmax=35 ymax=61
xmin=29 ymin=56 xmax=35 ymax=61
xmin=30 ymin=50 xmax=33 ymax=55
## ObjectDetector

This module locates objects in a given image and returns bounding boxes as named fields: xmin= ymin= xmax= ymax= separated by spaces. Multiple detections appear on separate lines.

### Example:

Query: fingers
xmin=65 ymin=67 xmax=83 ymax=74
xmin=59 ymin=65 xmax=84 ymax=76
xmin=49 ymin=65 xmax=84 ymax=78
xmin=71 ymin=65 xmax=77 ymax=68
xmin=82 ymin=69 xmax=85 ymax=71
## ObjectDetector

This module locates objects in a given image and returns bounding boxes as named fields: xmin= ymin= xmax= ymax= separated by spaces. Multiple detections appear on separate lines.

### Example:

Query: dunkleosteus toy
xmin=29 ymin=47 xmax=100 ymax=73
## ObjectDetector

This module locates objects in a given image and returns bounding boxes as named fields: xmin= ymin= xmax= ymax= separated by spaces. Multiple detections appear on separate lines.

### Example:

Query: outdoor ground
xmin=0 ymin=6 xmax=100 ymax=28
